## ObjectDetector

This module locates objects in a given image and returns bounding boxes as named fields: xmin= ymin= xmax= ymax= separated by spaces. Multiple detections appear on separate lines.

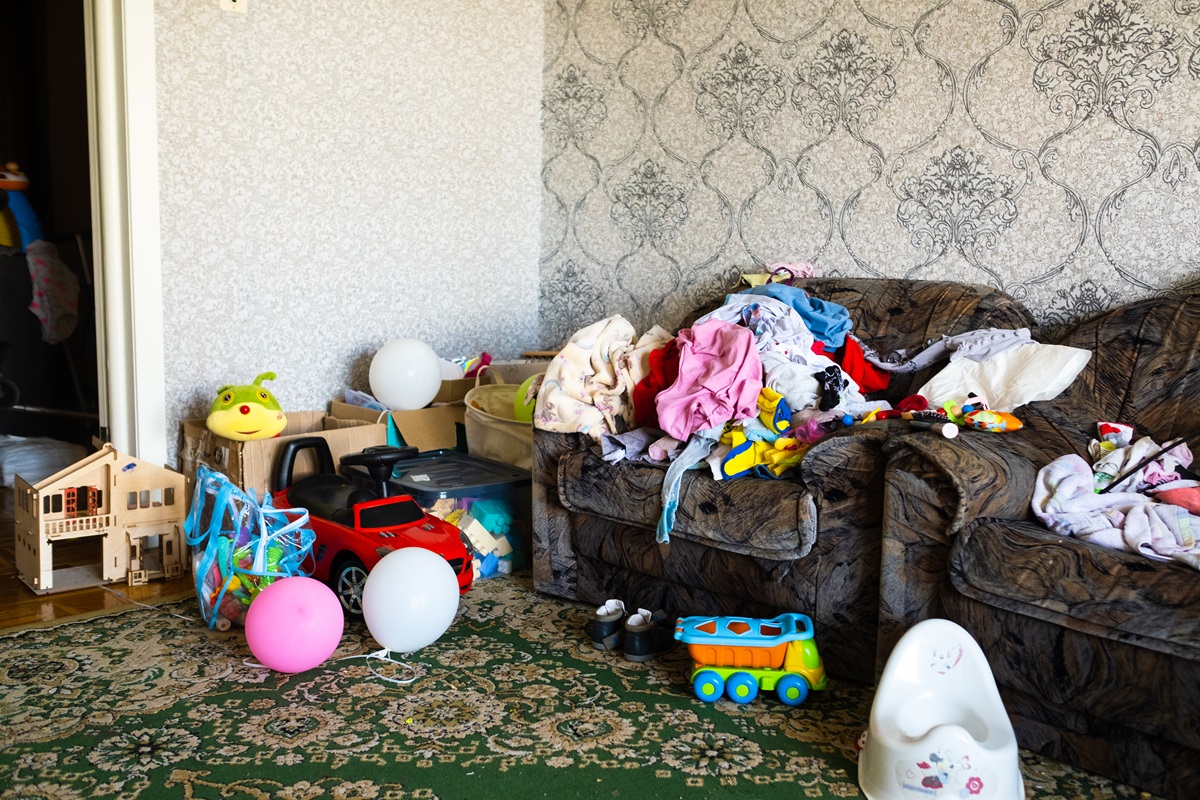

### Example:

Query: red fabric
xmin=632 ymin=338 xmax=680 ymax=430
xmin=898 ymin=394 xmax=929 ymax=412
xmin=1153 ymin=487 xmax=1200 ymax=514
xmin=836 ymin=337 xmax=891 ymax=393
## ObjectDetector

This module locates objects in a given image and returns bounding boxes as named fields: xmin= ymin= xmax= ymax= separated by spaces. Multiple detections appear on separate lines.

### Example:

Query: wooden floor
xmin=0 ymin=487 xmax=192 ymax=630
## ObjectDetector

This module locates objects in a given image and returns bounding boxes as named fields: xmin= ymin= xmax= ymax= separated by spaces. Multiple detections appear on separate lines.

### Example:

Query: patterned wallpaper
xmin=154 ymin=0 xmax=543 ymax=465
xmin=538 ymin=0 xmax=1200 ymax=346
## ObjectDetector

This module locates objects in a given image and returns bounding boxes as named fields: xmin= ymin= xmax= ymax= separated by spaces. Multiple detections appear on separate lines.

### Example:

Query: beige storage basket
xmin=463 ymin=374 xmax=533 ymax=471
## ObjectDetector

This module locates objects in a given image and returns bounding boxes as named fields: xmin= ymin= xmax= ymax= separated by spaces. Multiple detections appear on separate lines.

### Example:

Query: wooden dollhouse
xmin=13 ymin=443 xmax=189 ymax=594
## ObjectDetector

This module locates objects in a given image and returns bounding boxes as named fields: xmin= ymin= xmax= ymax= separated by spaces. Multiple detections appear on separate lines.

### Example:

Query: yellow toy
xmin=964 ymin=408 xmax=1023 ymax=432
xmin=206 ymin=372 xmax=287 ymax=441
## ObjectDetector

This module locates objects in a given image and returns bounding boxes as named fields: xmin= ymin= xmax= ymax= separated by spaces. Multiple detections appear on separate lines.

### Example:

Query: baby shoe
xmin=623 ymin=608 xmax=676 ymax=662
xmin=591 ymin=599 xmax=627 ymax=650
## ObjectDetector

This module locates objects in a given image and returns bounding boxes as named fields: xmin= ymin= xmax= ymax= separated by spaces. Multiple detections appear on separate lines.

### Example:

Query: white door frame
xmin=84 ymin=0 xmax=167 ymax=464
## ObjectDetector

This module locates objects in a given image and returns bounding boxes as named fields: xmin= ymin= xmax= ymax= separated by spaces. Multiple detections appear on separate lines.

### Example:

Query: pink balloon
xmin=244 ymin=576 xmax=344 ymax=673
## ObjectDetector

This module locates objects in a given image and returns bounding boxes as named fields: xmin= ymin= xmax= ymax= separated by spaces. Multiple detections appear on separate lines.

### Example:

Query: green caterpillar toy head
xmin=206 ymin=372 xmax=287 ymax=441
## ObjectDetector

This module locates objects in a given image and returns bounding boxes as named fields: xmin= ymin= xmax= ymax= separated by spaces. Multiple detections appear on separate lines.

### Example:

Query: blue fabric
xmin=5 ymin=190 xmax=43 ymax=251
xmin=656 ymin=426 xmax=721 ymax=544
xmin=742 ymin=283 xmax=853 ymax=350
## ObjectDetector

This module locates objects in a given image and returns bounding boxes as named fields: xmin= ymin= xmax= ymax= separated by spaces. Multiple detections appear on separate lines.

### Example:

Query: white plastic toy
xmin=858 ymin=618 xmax=1024 ymax=800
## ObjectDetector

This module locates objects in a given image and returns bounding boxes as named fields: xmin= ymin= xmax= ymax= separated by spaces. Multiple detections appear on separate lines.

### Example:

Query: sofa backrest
xmin=1055 ymin=294 xmax=1200 ymax=444
xmin=786 ymin=278 xmax=1038 ymax=404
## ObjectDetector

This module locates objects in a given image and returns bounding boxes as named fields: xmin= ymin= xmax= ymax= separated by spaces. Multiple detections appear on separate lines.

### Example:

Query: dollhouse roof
xmin=30 ymin=442 xmax=182 ymax=491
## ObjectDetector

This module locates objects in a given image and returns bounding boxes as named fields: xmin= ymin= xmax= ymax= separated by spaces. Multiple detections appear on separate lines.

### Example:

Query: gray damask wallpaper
xmin=539 ymin=0 xmax=1200 ymax=345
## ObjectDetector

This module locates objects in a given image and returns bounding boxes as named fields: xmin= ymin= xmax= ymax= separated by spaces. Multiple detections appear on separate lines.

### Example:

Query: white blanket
xmin=1032 ymin=454 xmax=1200 ymax=569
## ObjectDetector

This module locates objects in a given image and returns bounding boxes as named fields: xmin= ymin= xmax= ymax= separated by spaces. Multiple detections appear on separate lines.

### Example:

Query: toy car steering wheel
xmin=340 ymin=445 xmax=418 ymax=497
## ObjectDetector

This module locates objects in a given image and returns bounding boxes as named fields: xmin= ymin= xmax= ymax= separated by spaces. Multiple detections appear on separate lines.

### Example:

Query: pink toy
xmin=244 ymin=576 xmax=344 ymax=673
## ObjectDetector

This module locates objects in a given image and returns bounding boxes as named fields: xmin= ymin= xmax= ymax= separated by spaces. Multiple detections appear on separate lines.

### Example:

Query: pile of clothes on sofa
xmin=534 ymin=266 xmax=1069 ymax=543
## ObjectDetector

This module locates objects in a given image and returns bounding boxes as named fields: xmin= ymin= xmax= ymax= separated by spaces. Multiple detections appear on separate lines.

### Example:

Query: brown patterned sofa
xmin=531 ymin=278 xmax=1037 ymax=684
xmin=880 ymin=294 xmax=1200 ymax=799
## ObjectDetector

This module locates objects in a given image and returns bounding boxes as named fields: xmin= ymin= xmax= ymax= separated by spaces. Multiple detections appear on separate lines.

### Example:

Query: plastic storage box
xmin=355 ymin=449 xmax=532 ymax=580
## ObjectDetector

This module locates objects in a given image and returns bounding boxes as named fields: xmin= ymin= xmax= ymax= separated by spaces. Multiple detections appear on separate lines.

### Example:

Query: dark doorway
xmin=0 ymin=0 xmax=99 ymax=450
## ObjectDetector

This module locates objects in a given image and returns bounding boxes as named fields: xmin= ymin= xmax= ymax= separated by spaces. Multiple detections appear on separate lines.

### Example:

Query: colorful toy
xmin=206 ymin=372 xmax=287 ymax=441
xmin=272 ymin=438 xmax=473 ymax=616
xmin=0 ymin=162 xmax=43 ymax=250
xmin=963 ymin=409 xmax=1022 ymax=433
xmin=185 ymin=464 xmax=316 ymax=630
xmin=674 ymin=613 xmax=827 ymax=706
xmin=244 ymin=576 xmax=344 ymax=673
xmin=757 ymin=386 xmax=792 ymax=435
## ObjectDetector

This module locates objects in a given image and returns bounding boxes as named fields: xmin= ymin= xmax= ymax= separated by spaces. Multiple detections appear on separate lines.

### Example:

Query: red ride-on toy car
xmin=271 ymin=437 xmax=473 ymax=617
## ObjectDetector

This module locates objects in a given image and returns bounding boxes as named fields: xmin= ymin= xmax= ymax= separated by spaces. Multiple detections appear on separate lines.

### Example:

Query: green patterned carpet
xmin=0 ymin=574 xmax=1156 ymax=799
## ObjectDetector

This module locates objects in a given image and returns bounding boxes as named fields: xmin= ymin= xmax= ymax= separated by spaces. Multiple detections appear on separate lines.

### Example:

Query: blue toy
xmin=0 ymin=163 xmax=44 ymax=250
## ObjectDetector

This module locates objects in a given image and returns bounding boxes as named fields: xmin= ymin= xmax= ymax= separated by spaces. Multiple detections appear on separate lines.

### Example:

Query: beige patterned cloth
xmin=534 ymin=315 xmax=671 ymax=441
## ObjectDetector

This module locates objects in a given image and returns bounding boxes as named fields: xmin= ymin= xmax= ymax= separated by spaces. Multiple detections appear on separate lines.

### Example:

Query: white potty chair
xmin=858 ymin=618 xmax=1024 ymax=800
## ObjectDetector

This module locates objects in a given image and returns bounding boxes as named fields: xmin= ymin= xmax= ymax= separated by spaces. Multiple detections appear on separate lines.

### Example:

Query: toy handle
xmin=272 ymin=436 xmax=336 ymax=493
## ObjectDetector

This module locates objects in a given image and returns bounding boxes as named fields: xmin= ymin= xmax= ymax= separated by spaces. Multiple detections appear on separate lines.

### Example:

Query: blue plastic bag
xmin=184 ymin=465 xmax=316 ymax=630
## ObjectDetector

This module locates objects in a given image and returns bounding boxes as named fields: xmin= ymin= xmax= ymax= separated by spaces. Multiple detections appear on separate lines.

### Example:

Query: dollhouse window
xmin=164 ymin=487 xmax=175 ymax=506
xmin=127 ymin=491 xmax=137 ymax=510
xmin=151 ymin=488 xmax=162 ymax=507
xmin=139 ymin=490 xmax=150 ymax=508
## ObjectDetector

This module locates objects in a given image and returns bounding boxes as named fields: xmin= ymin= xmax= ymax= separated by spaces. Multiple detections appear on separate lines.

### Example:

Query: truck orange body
xmin=674 ymin=613 xmax=827 ymax=706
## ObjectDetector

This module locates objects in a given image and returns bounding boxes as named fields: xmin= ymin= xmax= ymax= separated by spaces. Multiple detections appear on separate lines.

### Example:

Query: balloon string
xmin=239 ymin=649 xmax=421 ymax=685
xmin=337 ymin=648 xmax=421 ymax=685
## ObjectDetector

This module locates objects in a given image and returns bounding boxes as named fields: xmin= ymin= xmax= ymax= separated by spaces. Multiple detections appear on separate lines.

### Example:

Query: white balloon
xmin=361 ymin=547 xmax=460 ymax=654
xmin=439 ymin=358 xmax=465 ymax=380
xmin=369 ymin=339 xmax=443 ymax=411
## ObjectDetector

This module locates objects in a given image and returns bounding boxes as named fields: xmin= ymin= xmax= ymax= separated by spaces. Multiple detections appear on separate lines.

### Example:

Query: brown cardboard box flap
xmin=329 ymin=399 xmax=464 ymax=453
xmin=180 ymin=412 xmax=386 ymax=503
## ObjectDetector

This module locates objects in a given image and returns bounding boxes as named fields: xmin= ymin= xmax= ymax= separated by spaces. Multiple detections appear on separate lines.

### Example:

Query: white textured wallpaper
xmin=539 ymin=0 xmax=1200 ymax=344
xmin=155 ymin=0 xmax=543 ymax=465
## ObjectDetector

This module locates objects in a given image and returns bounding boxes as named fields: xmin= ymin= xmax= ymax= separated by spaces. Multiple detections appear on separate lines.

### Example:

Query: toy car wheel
xmin=775 ymin=674 xmax=810 ymax=707
xmin=693 ymin=670 xmax=725 ymax=702
xmin=331 ymin=556 xmax=368 ymax=617
xmin=725 ymin=671 xmax=759 ymax=704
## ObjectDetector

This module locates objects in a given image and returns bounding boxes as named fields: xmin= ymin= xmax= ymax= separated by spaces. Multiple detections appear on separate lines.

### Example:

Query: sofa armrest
xmin=800 ymin=425 xmax=892 ymax=537
xmin=873 ymin=428 xmax=1057 ymax=680
xmin=882 ymin=430 xmax=1048 ymax=538
xmin=532 ymin=429 xmax=594 ymax=600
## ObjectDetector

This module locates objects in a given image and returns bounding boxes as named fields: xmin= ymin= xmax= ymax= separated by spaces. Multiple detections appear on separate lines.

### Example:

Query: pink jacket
xmin=655 ymin=319 xmax=762 ymax=441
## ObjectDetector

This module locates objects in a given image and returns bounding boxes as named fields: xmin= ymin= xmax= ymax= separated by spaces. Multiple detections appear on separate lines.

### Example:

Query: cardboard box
xmin=331 ymin=368 xmax=547 ymax=455
xmin=330 ymin=399 xmax=464 ymax=453
xmin=179 ymin=411 xmax=387 ymax=503
xmin=432 ymin=378 xmax=475 ymax=404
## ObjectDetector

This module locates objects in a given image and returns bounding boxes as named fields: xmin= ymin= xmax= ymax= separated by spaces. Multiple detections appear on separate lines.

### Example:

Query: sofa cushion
xmin=557 ymin=450 xmax=817 ymax=560
xmin=949 ymin=518 xmax=1200 ymax=662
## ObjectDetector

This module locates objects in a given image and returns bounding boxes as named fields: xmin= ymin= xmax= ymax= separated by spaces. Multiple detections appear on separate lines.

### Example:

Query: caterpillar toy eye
xmin=222 ymin=392 xmax=234 ymax=404
xmin=259 ymin=391 xmax=270 ymax=401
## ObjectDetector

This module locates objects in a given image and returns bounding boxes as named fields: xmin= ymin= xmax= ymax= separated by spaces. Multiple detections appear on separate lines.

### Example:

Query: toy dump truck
xmin=674 ymin=613 xmax=827 ymax=706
